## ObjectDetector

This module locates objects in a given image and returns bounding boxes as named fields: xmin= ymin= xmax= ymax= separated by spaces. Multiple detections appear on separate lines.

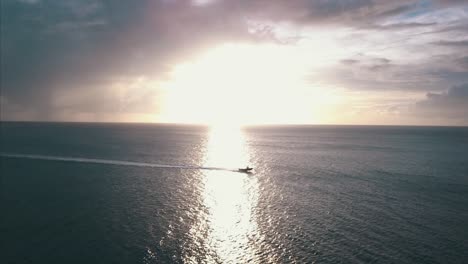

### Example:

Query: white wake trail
xmin=0 ymin=153 xmax=238 ymax=172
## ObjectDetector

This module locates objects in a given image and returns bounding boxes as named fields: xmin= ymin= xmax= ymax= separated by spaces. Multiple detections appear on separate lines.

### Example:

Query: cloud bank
xmin=1 ymin=0 xmax=468 ymax=125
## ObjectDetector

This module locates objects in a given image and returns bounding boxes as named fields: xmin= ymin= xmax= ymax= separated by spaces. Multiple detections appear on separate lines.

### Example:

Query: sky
xmin=1 ymin=0 xmax=468 ymax=126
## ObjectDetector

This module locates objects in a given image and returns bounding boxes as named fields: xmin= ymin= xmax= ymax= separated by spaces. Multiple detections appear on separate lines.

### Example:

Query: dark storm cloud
xmin=1 ymin=0 xmax=119 ymax=113
xmin=1 ymin=0 xmax=467 ymax=121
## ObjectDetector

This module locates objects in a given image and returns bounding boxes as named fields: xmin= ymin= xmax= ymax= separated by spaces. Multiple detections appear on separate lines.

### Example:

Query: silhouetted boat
xmin=238 ymin=166 xmax=253 ymax=173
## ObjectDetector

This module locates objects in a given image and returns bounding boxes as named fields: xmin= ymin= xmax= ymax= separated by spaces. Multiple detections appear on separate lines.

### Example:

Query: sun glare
xmin=160 ymin=43 xmax=340 ymax=126
xmin=183 ymin=123 xmax=260 ymax=262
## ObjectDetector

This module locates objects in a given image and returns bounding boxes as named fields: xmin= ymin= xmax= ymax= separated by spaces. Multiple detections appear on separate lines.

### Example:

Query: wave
xmin=0 ymin=153 xmax=238 ymax=172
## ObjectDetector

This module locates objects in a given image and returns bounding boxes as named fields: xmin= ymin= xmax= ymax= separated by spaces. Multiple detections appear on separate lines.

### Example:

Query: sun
xmin=159 ymin=43 xmax=337 ymax=127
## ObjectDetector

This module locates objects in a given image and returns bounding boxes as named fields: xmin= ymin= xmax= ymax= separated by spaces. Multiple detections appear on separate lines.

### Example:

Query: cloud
xmin=17 ymin=0 xmax=39 ymax=4
xmin=340 ymin=55 xmax=392 ymax=71
xmin=365 ymin=22 xmax=437 ymax=31
xmin=411 ymin=83 xmax=468 ymax=124
xmin=436 ymin=0 xmax=468 ymax=7
xmin=432 ymin=39 xmax=468 ymax=47
xmin=341 ymin=59 xmax=359 ymax=65
xmin=1 ymin=0 xmax=468 ymax=123
xmin=455 ymin=56 xmax=468 ymax=71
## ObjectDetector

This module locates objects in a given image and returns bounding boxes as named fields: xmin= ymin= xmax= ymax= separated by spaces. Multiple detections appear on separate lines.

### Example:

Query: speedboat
xmin=238 ymin=166 xmax=253 ymax=173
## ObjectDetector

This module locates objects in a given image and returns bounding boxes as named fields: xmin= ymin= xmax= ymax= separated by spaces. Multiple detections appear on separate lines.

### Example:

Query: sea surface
xmin=1 ymin=122 xmax=468 ymax=264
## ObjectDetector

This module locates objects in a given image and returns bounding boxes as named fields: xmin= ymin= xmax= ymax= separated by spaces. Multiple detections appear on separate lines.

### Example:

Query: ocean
xmin=1 ymin=122 xmax=467 ymax=263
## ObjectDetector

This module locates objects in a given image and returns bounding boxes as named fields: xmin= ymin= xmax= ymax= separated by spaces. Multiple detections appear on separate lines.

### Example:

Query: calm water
xmin=1 ymin=122 xmax=468 ymax=263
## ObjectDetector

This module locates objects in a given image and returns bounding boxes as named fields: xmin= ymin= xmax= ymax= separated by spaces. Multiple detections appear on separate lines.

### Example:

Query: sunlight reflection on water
xmin=185 ymin=126 xmax=260 ymax=263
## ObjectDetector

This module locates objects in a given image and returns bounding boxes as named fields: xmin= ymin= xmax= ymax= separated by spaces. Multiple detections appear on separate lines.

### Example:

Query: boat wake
xmin=0 ymin=153 xmax=244 ymax=173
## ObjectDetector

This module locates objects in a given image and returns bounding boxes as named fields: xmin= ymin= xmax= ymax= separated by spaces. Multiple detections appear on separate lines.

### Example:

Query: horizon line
xmin=1 ymin=120 xmax=467 ymax=128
